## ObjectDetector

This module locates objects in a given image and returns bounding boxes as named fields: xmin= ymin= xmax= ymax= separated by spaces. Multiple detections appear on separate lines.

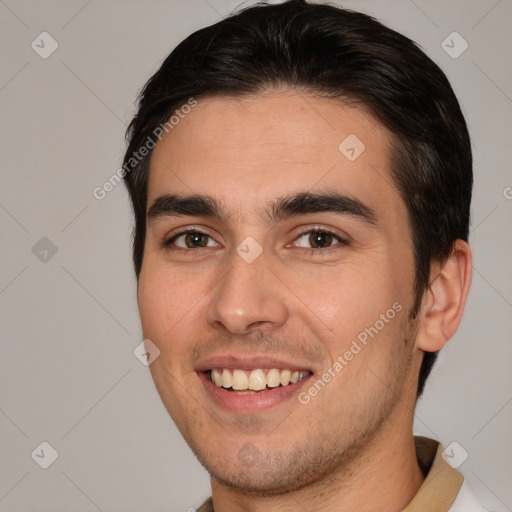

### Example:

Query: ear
xmin=415 ymin=240 xmax=472 ymax=352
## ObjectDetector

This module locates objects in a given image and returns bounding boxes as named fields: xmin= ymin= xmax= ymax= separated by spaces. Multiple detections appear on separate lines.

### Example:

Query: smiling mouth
xmin=207 ymin=368 xmax=312 ymax=394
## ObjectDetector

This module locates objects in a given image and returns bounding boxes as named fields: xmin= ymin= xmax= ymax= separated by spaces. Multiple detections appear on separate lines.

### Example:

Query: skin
xmin=137 ymin=90 xmax=472 ymax=511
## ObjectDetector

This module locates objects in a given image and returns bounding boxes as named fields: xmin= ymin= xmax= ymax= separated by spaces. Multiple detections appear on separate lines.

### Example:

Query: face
xmin=138 ymin=90 xmax=421 ymax=495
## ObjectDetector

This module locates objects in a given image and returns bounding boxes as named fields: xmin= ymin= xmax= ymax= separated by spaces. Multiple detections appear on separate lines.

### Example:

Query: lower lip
xmin=198 ymin=371 xmax=312 ymax=413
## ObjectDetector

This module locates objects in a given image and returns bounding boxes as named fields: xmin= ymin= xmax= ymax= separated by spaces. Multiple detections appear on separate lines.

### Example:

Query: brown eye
xmin=166 ymin=230 xmax=219 ymax=249
xmin=294 ymin=230 xmax=347 ymax=250
xmin=184 ymin=232 xmax=208 ymax=248
xmin=309 ymin=231 xmax=333 ymax=248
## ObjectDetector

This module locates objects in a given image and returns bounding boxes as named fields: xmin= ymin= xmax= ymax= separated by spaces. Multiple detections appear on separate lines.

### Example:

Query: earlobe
xmin=415 ymin=240 xmax=472 ymax=353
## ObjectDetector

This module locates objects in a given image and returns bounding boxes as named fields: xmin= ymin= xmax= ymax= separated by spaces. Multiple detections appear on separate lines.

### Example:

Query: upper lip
xmin=195 ymin=354 xmax=315 ymax=373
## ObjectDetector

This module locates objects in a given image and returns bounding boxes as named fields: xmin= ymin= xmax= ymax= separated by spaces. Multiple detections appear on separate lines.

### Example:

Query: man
xmin=122 ymin=1 xmax=486 ymax=510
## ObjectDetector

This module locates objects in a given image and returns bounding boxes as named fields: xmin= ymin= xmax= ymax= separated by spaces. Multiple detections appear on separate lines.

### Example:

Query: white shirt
xmin=450 ymin=480 xmax=490 ymax=512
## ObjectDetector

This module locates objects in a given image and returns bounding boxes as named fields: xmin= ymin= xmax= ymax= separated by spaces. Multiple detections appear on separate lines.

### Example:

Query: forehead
xmin=147 ymin=90 xmax=403 ymax=224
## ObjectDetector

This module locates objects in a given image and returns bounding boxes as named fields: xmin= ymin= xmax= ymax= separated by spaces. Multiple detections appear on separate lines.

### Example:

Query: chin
xmin=192 ymin=440 xmax=341 ymax=497
xmin=210 ymin=465 xmax=312 ymax=497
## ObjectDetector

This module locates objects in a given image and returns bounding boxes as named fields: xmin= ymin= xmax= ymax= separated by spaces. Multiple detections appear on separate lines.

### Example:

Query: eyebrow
xmin=266 ymin=191 xmax=377 ymax=225
xmin=147 ymin=194 xmax=224 ymax=224
xmin=147 ymin=192 xmax=377 ymax=227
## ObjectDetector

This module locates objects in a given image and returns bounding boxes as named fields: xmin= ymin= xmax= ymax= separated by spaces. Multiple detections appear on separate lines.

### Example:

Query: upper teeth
xmin=210 ymin=368 xmax=309 ymax=391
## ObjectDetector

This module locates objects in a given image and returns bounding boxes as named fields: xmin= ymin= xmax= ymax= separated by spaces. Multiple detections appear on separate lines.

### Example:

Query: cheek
xmin=137 ymin=262 xmax=195 ymax=343
xmin=137 ymin=272 xmax=167 ymax=338
xmin=288 ymin=260 xmax=404 ymax=349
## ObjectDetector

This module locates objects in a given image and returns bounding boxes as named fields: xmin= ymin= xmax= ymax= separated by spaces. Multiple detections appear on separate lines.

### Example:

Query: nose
xmin=206 ymin=249 xmax=289 ymax=336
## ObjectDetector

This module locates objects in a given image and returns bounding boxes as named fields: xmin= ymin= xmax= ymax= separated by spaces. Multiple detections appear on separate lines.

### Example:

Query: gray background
xmin=1 ymin=0 xmax=511 ymax=510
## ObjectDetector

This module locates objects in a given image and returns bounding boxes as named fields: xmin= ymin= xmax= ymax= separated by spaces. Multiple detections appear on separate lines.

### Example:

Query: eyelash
xmin=164 ymin=227 xmax=349 ymax=252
